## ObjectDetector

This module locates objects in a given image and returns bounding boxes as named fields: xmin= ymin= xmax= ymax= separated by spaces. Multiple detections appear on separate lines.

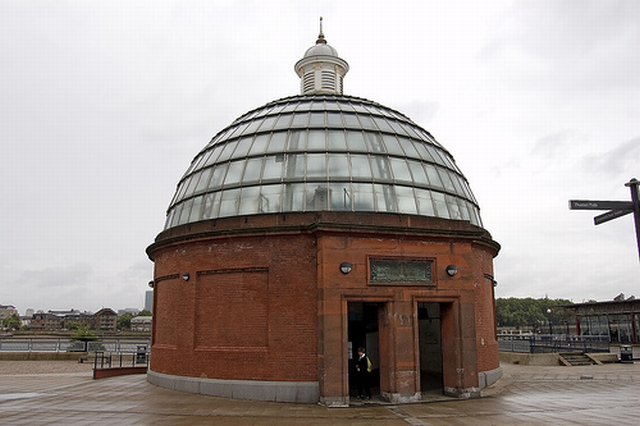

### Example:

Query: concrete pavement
xmin=1 ymin=360 xmax=640 ymax=425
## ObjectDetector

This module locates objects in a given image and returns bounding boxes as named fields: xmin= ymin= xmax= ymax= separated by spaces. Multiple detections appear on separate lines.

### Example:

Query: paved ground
xmin=1 ymin=360 xmax=640 ymax=425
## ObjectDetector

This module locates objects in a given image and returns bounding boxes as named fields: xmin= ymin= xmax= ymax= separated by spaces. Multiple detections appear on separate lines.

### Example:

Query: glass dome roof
xmin=164 ymin=93 xmax=482 ymax=230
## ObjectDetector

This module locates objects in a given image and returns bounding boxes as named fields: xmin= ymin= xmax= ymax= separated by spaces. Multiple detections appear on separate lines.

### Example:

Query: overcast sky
xmin=1 ymin=0 xmax=638 ymax=314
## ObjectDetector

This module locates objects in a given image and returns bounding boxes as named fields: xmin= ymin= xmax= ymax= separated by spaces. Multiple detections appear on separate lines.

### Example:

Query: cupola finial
xmin=316 ymin=17 xmax=326 ymax=44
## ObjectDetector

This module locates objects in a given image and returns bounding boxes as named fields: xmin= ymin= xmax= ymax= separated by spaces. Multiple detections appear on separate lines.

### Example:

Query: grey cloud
xmin=582 ymin=137 xmax=640 ymax=175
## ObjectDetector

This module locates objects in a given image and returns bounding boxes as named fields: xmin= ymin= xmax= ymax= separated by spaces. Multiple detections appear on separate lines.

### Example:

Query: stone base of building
xmin=147 ymin=370 xmax=319 ymax=404
xmin=478 ymin=366 xmax=503 ymax=390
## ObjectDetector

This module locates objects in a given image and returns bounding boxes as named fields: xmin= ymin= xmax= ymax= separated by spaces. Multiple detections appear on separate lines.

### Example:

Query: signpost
xmin=569 ymin=178 xmax=640 ymax=262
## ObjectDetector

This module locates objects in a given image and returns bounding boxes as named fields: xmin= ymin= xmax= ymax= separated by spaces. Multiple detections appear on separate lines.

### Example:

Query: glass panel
xmin=204 ymin=145 xmax=224 ymax=167
xmin=459 ymin=200 xmax=471 ymax=221
xmin=266 ymin=132 xmax=287 ymax=153
xmin=446 ymin=194 xmax=462 ymax=220
xmin=324 ymin=101 xmax=341 ymax=111
xmin=262 ymin=155 xmax=285 ymax=181
xmin=450 ymin=173 xmax=466 ymax=197
xmin=291 ymin=112 xmax=309 ymax=127
xmin=425 ymin=165 xmax=444 ymax=189
xmin=395 ymin=186 xmax=417 ymax=214
xmin=250 ymin=134 xmax=270 ymax=155
xmin=343 ymin=113 xmax=360 ymax=128
xmin=374 ymin=184 xmax=397 ymax=212
xmin=183 ymin=173 xmax=200 ymax=197
xmin=351 ymin=183 xmax=375 ymax=211
xmin=327 ymin=130 xmax=346 ymax=150
xmin=284 ymin=153 xmax=305 ymax=179
xmin=238 ymin=186 xmax=260 ymax=215
xmin=201 ymin=192 xmax=219 ymax=220
xmin=337 ymin=101 xmax=355 ymax=112
xmin=306 ymin=184 xmax=329 ymax=210
xmin=397 ymin=137 xmax=420 ymax=159
xmin=329 ymin=182 xmax=352 ymax=211
xmin=390 ymin=158 xmax=412 ymax=182
xmin=232 ymin=137 xmax=253 ymax=159
xmin=382 ymin=134 xmax=405 ymax=156
xmin=370 ymin=155 xmax=393 ymax=180
xmin=402 ymin=124 xmax=422 ymax=139
xmin=268 ymin=103 xmax=287 ymax=115
xmin=373 ymin=117 xmax=394 ymax=133
xmin=306 ymin=153 xmax=327 ymax=178
xmin=242 ymin=117 xmax=264 ymax=135
xmin=307 ymin=130 xmax=326 ymax=151
xmin=242 ymin=157 xmax=263 ymax=183
xmin=408 ymin=160 xmax=428 ymax=185
xmin=283 ymin=183 xmax=305 ymax=211
xmin=287 ymin=130 xmax=305 ymax=151
xmin=327 ymin=154 xmax=350 ymax=179
xmin=189 ymin=195 xmax=204 ymax=222
xmin=218 ymin=189 xmax=240 ymax=217
xmin=358 ymin=114 xmax=377 ymax=130
xmin=280 ymin=102 xmax=299 ymax=113
xmin=350 ymin=103 xmax=369 ymax=113
xmin=365 ymin=133 xmax=386 ymax=153
xmin=178 ymin=198 xmax=194 ymax=225
xmin=273 ymin=113 xmax=293 ymax=129
xmin=438 ymin=169 xmax=456 ymax=192
xmin=195 ymin=167 xmax=213 ymax=192
xmin=309 ymin=112 xmax=325 ymax=126
xmin=309 ymin=101 xmax=325 ymax=111
xmin=258 ymin=115 xmax=278 ymax=132
xmin=327 ymin=112 xmax=343 ymax=127
xmin=259 ymin=184 xmax=282 ymax=213
xmin=231 ymin=121 xmax=252 ymax=138
xmin=217 ymin=141 xmax=238 ymax=162
xmin=223 ymin=161 xmax=245 ymax=186
xmin=415 ymin=189 xmax=435 ymax=216
xmin=209 ymin=163 xmax=228 ymax=189
xmin=350 ymin=155 xmax=373 ymax=180
xmin=387 ymin=119 xmax=409 ymax=136
xmin=432 ymin=192 xmax=449 ymax=219
xmin=346 ymin=131 xmax=367 ymax=152
xmin=296 ymin=101 xmax=312 ymax=111
xmin=427 ymin=146 xmax=446 ymax=166
xmin=412 ymin=141 xmax=433 ymax=162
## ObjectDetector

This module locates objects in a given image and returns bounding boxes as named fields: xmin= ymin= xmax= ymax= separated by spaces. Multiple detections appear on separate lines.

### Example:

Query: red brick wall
xmin=150 ymin=233 xmax=319 ymax=382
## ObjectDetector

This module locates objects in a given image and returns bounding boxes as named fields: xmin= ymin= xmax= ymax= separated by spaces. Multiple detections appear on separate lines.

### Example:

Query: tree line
xmin=495 ymin=297 xmax=575 ymax=328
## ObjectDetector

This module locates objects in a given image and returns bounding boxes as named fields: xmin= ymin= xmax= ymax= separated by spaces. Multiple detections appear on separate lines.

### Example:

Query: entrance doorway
xmin=347 ymin=302 xmax=380 ymax=397
xmin=417 ymin=302 xmax=443 ymax=394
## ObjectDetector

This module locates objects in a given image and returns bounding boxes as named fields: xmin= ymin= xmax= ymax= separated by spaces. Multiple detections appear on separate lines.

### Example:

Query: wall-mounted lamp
xmin=339 ymin=262 xmax=353 ymax=274
xmin=182 ymin=272 xmax=190 ymax=281
xmin=148 ymin=280 xmax=154 ymax=289
xmin=446 ymin=265 xmax=458 ymax=277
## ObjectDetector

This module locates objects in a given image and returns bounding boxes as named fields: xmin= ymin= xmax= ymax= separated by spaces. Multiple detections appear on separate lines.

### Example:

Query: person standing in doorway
xmin=355 ymin=347 xmax=371 ymax=400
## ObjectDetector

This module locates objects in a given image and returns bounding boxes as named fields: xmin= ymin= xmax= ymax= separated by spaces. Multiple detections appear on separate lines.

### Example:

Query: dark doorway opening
xmin=418 ymin=302 xmax=443 ymax=395
xmin=348 ymin=302 xmax=380 ymax=398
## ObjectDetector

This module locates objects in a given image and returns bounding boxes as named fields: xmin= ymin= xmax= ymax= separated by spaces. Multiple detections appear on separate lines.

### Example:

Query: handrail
xmin=0 ymin=337 xmax=150 ymax=353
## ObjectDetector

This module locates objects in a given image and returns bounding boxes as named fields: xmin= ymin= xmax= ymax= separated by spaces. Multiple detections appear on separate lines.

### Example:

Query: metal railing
xmin=93 ymin=348 xmax=149 ymax=370
xmin=498 ymin=335 xmax=610 ymax=353
xmin=0 ymin=337 xmax=150 ymax=353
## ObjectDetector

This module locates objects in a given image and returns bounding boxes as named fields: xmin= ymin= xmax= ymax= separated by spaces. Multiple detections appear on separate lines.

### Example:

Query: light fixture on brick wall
xmin=446 ymin=265 xmax=458 ymax=276
xmin=182 ymin=272 xmax=190 ymax=281
xmin=339 ymin=262 xmax=352 ymax=274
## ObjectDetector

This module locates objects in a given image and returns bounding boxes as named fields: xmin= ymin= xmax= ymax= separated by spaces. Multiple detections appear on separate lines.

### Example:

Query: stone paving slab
xmin=1 ymin=361 xmax=640 ymax=425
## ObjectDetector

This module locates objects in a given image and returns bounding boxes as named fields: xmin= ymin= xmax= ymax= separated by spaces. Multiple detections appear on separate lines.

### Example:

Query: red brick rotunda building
xmin=147 ymin=29 xmax=501 ymax=407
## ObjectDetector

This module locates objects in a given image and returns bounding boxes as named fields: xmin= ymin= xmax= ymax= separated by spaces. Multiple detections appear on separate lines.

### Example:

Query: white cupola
xmin=294 ymin=18 xmax=349 ymax=95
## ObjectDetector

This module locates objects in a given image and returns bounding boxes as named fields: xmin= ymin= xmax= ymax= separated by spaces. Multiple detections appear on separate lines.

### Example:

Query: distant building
xmin=31 ymin=312 xmax=62 ymax=331
xmin=93 ymin=308 xmax=118 ymax=333
xmin=131 ymin=316 xmax=152 ymax=332
xmin=118 ymin=308 xmax=140 ymax=316
xmin=0 ymin=304 xmax=18 ymax=322
xmin=145 ymin=290 xmax=153 ymax=313
xmin=568 ymin=294 xmax=640 ymax=343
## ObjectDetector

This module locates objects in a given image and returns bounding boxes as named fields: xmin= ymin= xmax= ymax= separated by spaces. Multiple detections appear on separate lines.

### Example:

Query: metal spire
xmin=316 ymin=16 xmax=326 ymax=44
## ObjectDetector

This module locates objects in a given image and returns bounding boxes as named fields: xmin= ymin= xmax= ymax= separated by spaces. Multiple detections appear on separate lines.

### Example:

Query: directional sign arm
xmin=569 ymin=200 xmax=634 ymax=211
xmin=594 ymin=209 xmax=633 ymax=225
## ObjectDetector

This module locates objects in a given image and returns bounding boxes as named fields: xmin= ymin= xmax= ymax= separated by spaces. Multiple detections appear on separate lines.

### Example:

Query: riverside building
xmin=146 ymin=26 xmax=501 ymax=406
